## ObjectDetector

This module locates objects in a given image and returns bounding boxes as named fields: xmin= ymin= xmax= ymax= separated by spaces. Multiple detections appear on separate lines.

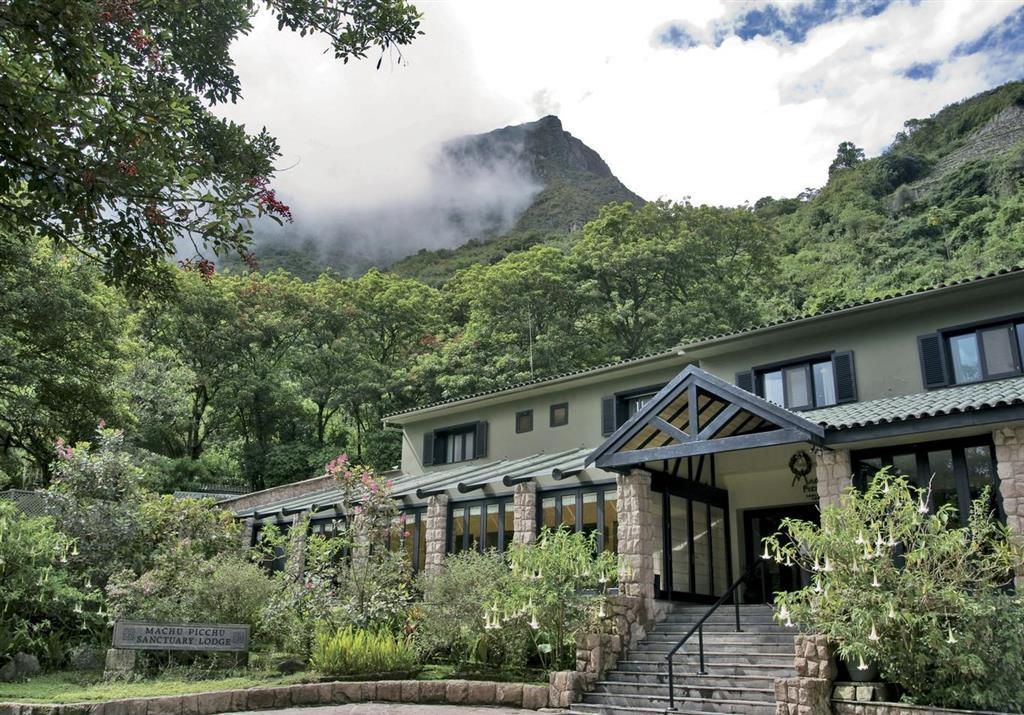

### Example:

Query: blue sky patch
xmin=715 ymin=0 xmax=892 ymax=45
xmin=659 ymin=24 xmax=699 ymax=49
xmin=900 ymin=61 xmax=940 ymax=81
xmin=953 ymin=5 xmax=1024 ymax=57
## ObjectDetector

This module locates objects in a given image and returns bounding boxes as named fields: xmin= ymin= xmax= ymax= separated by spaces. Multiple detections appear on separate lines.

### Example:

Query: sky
xmin=219 ymin=0 xmax=1024 ymax=231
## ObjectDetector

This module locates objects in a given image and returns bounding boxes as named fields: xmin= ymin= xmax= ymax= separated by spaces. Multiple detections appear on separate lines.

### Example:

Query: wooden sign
xmin=112 ymin=621 xmax=249 ymax=652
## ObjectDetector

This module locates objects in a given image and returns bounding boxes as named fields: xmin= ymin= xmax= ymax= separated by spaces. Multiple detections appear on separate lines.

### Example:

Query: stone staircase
xmin=570 ymin=603 xmax=793 ymax=715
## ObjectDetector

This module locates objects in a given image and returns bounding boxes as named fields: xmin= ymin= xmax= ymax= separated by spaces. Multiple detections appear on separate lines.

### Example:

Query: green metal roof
xmin=804 ymin=376 xmax=1024 ymax=430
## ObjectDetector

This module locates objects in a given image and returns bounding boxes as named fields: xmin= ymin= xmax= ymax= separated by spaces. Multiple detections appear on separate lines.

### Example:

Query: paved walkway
xmin=235 ymin=705 xmax=557 ymax=715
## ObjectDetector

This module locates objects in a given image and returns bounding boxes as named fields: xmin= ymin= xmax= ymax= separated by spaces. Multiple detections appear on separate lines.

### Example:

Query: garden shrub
xmin=767 ymin=469 xmax=1024 ymax=712
xmin=0 ymin=501 xmax=91 ymax=666
xmin=310 ymin=626 xmax=417 ymax=676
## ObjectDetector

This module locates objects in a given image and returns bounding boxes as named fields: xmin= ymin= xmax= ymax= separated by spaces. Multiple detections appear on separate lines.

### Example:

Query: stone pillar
xmin=513 ymin=481 xmax=538 ymax=545
xmin=616 ymin=469 xmax=654 ymax=605
xmin=285 ymin=512 xmax=309 ymax=580
xmin=239 ymin=516 xmax=256 ymax=551
xmin=814 ymin=447 xmax=852 ymax=509
xmin=424 ymin=494 xmax=449 ymax=574
xmin=993 ymin=426 xmax=1024 ymax=589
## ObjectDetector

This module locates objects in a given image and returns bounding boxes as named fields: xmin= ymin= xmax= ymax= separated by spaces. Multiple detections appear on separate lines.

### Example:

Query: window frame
xmin=432 ymin=421 xmax=479 ymax=465
xmin=446 ymin=495 xmax=514 ymax=554
xmin=515 ymin=409 xmax=534 ymax=434
xmin=941 ymin=317 xmax=1024 ymax=386
xmin=549 ymin=402 xmax=570 ymax=428
xmin=851 ymin=435 xmax=1003 ymax=526
xmin=613 ymin=383 xmax=666 ymax=429
xmin=387 ymin=506 xmax=427 ymax=574
xmin=753 ymin=352 xmax=837 ymax=411
xmin=536 ymin=483 xmax=618 ymax=553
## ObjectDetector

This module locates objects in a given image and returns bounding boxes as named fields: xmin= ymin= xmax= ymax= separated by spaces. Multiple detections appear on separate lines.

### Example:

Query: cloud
xmin=219 ymin=0 xmax=1024 ymax=244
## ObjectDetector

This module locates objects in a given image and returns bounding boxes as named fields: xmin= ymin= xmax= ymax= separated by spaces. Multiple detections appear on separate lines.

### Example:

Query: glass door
xmin=653 ymin=485 xmax=731 ymax=602
xmin=743 ymin=504 xmax=818 ymax=604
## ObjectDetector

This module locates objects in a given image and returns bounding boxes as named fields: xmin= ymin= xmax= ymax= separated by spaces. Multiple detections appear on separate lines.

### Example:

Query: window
xmin=423 ymin=422 xmax=487 ymax=466
xmin=921 ymin=317 xmax=1024 ymax=388
xmin=386 ymin=508 xmax=426 ymax=574
xmin=758 ymin=358 xmax=837 ymax=409
xmin=515 ymin=409 xmax=533 ymax=434
xmin=448 ymin=496 xmax=514 ymax=554
xmin=537 ymin=485 xmax=618 ymax=553
xmin=550 ymin=402 xmax=569 ymax=427
xmin=852 ymin=437 xmax=1001 ymax=527
xmin=626 ymin=392 xmax=657 ymax=418
xmin=601 ymin=384 xmax=666 ymax=436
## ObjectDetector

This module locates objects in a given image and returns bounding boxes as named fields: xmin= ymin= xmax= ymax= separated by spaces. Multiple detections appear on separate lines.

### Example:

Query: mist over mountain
xmin=230 ymin=116 xmax=642 ymax=278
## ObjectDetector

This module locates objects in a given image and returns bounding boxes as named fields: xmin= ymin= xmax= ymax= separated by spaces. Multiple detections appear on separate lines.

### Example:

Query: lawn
xmin=0 ymin=671 xmax=309 ymax=704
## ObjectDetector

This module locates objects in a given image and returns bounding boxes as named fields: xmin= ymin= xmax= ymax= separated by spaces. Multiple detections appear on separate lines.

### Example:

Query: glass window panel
xmin=503 ymin=505 xmax=515 ymax=551
xmin=628 ymin=394 xmax=655 ymax=417
xmin=446 ymin=435 xmax=456 ymax=463
xmin=603 ymin=495 xmax=618 ymax=554
xmin=1017 ymin=324 xmax=1024 ymax=366
xmin=710 ymin=506 xmax=727 ymax=597
xmin=927 ymin=450 xmax=959 ymax=514
xmin=891 ymin=453 xmax=917 ymax=482
xmin=691 ymin=504 xmax=711 ymax=595
xmin=763 ymin=370 xmax=784 ymax=406
xmin=464 ymin=431 xmax=474 ymax=459
xmin=516 ymin=411 xmax=533 ymax=433
xmin=485 ymin=503 xmax=500 ymax=551
xmin=671 ymin=495 xmax=692 ymax=594
xmin=981 ymin=326 xmax=1016 ymax=376
xmin=451 ymin=511 xmax=465 ymax=554
xmin=551 ymin=403 xmax=569 ymax=427
xmin=964 ymin=445 xmax=998 ymax=516
xmin=812 ymin=361 xmax=837 ymax=407
xmin=651 ymin=495 xmax=663 ymax=583
xmin=542 ymin=497 xmax=557 ymax=530
xmin=855 ymin=456 xmax=883 ymax=490
xmin=560 ymin=495 xmax=577 ymax=531
xmin=949 ymin=333 xmax=982 ymax=383
xmin=784 ymin=365 xmax=811 ymax=409
xmin=581 ymin=492 xmax=599 ymax=544
xmin=402 ymin=518 xmax=414 ymax=565
xmin=467 ymin=506 xmax=482 ymax=552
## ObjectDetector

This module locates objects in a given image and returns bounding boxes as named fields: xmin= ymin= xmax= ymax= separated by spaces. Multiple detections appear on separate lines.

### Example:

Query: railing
xmin=665 ymin=558 xmax=769 ymax=711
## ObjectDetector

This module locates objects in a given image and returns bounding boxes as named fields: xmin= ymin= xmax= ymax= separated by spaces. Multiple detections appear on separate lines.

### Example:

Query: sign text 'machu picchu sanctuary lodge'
xmin=112 ymin=622 xmax=249 ymax=652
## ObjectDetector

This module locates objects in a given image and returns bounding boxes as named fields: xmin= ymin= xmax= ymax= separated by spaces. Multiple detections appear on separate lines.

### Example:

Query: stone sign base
xmin=103 ymin=649 xmax=137 ymax=682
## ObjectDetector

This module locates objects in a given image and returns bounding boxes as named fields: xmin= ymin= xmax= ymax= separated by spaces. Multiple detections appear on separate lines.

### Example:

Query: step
xmin=654 ymin=621 xmax=791 ymax=631
xmin=616 ymin=657 xmax=793 ymax=674
xmin=569 ymin=705 xmax=735 ymax=715
xmin=594 ymin=681 xmax=775 ymax=703
xmin=604 ymin=671 xmax=776 ymax=689
xmin=632 ymin=645 xmax=795 ymax=659
xmin=576 ymin=691 xmax=774 ymax=714
xmin=642 ymin=632 xmax=795 ymax=643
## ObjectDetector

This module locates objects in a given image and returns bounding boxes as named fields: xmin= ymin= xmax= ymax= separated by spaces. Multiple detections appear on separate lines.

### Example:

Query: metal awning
xmin=233 ymin=447 xmax=592 ymax=522
xmin=586 ymin=365 xmax=825 ymax=473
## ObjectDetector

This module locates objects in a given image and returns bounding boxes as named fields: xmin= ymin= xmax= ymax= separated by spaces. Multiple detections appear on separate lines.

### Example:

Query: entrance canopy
xmin=586 ymin=365 xmax=825 ymax=473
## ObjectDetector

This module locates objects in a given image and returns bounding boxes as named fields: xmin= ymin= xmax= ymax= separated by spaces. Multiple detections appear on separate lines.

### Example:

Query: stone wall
xmin=239 ymin=517 xmax=255 ymax=550
xmin=833 ymin=701 xmax=1010 ymax=715
xmin=774 ymin=677 xmax=831 ymax=715
xmin=794 ymin=634 xmax=837 ymax=680
xmin=993 ymin=426 xmax=1024 ymax=589
xmin=815 ymin=448 xmax=852 ymax=509
xmin=617 ymin=469 xmax=654 ymax=605
xmin=0 ymin=678 xmax=550 ymax=715
xmin=513 ymin=481 xmax=538 ymax=545
xmin=423 ymin=494 xmax=449 ymax=574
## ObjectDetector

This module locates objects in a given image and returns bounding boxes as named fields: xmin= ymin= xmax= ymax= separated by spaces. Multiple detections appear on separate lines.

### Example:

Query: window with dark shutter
xmin=735 ymin=370 xmax=754 ymax=394
xmin=832 ymin=351 xmax=857 ymax=403
xmin=422 ymin=431 xmax=435 ymax=466
xmin=474 ymin=421 xmax=489 ymax=459
xmin=918 ymin=333 xmax=948 ymax=389
xmin=600 ymin=396 xmax=616 ymax=436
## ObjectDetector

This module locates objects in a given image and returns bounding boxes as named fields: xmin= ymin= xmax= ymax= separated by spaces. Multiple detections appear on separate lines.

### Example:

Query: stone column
xmin=814 ymin=447 xmax=852 ymax=509
xmin=285 ymin=512 xmax=309 ymax=580
xmin=423 ymin=494 xmax=449 ymax=574
xmin=616 ymin=469 xmax=654 ymax=604
xmin=239 ymin=516 xmax=256 ymax=551
xmin=994 ymin=426 xmax=1024 ymax=589
xmin=513 ymin=481 xmax=538 ymax=545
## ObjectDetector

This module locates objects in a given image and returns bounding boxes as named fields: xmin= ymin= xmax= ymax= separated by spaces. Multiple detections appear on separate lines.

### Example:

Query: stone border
xmin=833 ymin=700 xmax=1014 ymax=715
xmin=0 ymin=678 xmax=550 ymax=715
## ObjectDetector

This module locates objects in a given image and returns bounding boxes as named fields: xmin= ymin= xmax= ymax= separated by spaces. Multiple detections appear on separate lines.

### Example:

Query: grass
xmin=0 ymin=671 xmax=308 ymax=704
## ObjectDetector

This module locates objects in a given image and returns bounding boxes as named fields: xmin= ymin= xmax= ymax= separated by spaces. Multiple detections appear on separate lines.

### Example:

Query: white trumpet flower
xmin=530 ymin=614 xmax=540 ymax=630
xmin=857 ymin=656 xmax=869 ymax=671
xmin=946 ymin=627 xmax=957 ymax=645
xmin=871 ymin=572 xmax=881 ymax=588
xmin=918 ymin=497 xmax=929 ymax=514
xmin=854 ymin=531 xmax=866 ymax=546
xmin=868 ymin=623 xmax=879 ymax=642
xmin=761 ymin=542 xmax=771 ymax=560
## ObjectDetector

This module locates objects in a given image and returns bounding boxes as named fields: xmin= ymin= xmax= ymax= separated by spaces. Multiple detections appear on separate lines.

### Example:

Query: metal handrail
xmin=665 ymin=558 xmax=769 ymax=711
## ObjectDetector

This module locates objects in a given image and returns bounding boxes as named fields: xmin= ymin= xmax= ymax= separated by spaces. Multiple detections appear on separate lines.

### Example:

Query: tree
xmin=828 ymin=141 xmax=866 ymax=175
xmin=0 ymin=0 xmax=421 ymax=288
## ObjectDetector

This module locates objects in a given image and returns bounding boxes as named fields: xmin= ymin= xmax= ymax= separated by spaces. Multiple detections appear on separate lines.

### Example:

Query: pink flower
xmin=386 ymin=479 xmax=394 ymax=489
xmin=98 ymin=419 xmax=107 ymax=429
xmin=403 ymin=530 xmax=411 ymax=539
xmin=338 ymin=453 xmax=349 ymax=464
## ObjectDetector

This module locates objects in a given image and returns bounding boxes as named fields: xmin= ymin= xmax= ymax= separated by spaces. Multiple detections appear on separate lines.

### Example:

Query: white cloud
xmin=219 ymin=0 xmax=1023 ymax=225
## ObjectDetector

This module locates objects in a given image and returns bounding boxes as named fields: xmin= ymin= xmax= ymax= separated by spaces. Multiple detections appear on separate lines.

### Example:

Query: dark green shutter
xmin=422 ymin=431 xmax=435 ymax=466
xmin=474 ymin=421 xmax=488 ymax=459
xmin=832 ymin=351 xmax=857 ymax=403
xmin=600 ymin=396 xmax=616 ymax=436
xmin=917 ymin=333 xmax=949 ymax=388
xmin=735 ymin=370 xmax=755 ymax=394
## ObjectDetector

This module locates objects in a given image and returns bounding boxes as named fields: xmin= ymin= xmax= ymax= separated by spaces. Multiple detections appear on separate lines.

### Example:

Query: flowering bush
xmin=766 ymin=468 xmax=1024 ymax=711
xmin=0 ymin=501 xmax=91 ymax=666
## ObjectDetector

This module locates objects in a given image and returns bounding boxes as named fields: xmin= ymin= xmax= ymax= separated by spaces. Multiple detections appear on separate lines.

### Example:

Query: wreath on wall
xmin=789 ymin=450 xmax=813 ymax=479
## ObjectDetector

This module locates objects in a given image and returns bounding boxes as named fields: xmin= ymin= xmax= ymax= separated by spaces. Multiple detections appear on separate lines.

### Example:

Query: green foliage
xmin=0 ymin=501 xmax=89 ymax=666
xmin=767 ymin=469 xmax=1024 ymax=711
xmin=0 ymin=0 xmax=420 ymax=288
xmin=829 ymin=141 xmax=866 ymax=175
xmin=310 ymin=626 xmax=418 ymax=676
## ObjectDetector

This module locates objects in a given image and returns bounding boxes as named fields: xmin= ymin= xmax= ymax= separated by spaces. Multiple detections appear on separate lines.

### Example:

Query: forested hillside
xmin=2 ymin=82 xmax=1022 ymax=495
